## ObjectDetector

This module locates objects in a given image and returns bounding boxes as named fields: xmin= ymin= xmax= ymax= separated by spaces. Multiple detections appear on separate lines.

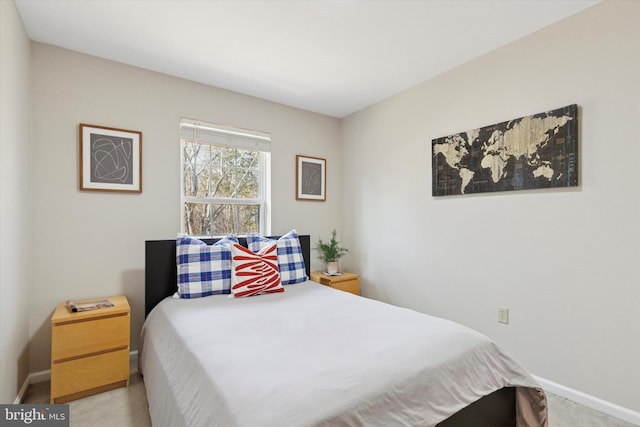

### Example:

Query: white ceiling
xmin=15 ymin=0 xmax=599 ymax=118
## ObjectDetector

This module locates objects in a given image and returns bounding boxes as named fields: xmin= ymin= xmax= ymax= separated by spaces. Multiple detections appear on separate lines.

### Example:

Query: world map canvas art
xmin=432 ymin=104 xmax=578 ymax=196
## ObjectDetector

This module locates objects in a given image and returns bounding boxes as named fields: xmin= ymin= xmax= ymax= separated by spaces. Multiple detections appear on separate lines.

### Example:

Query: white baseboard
xmin=534 ymin=375 xmax=640 ymax=426
xmin=13 ymin=350 xmax=139 ymax=404
xmin=13 ymin=369 xmax=50 ymax=404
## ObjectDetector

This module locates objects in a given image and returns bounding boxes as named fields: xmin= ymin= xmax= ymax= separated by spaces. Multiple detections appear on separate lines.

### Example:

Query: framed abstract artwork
xmin=79 ymin=124 xmax=142 ymax=193
xmin=296 ymin=155 xmax=326 ymax=201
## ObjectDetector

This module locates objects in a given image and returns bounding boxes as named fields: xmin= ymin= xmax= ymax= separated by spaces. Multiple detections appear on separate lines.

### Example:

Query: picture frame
xmin=296 ymin=155 xmax=326 ymax=201
xmin=80 ymin=123 xmax=142 ymax=193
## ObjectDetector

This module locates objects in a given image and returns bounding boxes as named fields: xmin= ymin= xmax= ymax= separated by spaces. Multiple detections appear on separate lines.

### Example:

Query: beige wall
xmin=0 ymin=0 xmax=32 ymax=403
xmin=341 ymin=0 xmax=639 ymax=413
xmin=29 ymin=43 xmax=342 ymax=373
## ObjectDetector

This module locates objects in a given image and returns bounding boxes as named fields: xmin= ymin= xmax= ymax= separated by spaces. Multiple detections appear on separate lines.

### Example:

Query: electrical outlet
xmin=498 ymin=307 xmax=509 ymax=324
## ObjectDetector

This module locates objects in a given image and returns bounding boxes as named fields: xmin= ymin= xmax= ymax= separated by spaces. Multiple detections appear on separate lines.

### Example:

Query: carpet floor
xmin=22 ymin=361 xmax=636 ymax=427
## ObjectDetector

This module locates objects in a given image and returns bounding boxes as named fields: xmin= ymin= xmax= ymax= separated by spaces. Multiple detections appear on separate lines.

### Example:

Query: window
xmin=180 ymin=118 xmax=271 ymax=237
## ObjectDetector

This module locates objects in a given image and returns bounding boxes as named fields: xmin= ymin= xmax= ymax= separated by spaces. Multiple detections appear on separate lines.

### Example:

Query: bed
xmin=140 ymin=235 xmax=547 ymax=427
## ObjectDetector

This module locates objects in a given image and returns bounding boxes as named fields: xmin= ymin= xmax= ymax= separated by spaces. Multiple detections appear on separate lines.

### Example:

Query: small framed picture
xmin=80 ymin=124 xmax=142 ymax=193
xmin=296 ymin=155 xmax=326 ymax=201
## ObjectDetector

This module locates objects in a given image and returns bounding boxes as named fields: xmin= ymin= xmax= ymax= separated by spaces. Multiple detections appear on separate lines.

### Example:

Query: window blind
xmin=180 ymin=118 xmax=271 ymax=152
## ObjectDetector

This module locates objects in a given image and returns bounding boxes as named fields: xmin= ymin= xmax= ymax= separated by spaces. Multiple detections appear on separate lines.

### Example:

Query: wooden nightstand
xmin=310 ymin=272 xmax=360 ymax=296
xmin=50 ymin=295 xmax=130 ymax=404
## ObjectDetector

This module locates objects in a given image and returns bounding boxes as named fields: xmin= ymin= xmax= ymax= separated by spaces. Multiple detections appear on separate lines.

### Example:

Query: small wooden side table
xmin=50 ymin=295 xmax=130 ymax=403
xmin=310 ymin=271 xmax=360 ymax=296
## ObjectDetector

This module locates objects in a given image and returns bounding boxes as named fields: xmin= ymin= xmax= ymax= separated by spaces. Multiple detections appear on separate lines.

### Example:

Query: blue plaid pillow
xmin=247 ymin=230 xmax=308 ymax=285
xmin=176 ymin=235 xmax=238 ymax=298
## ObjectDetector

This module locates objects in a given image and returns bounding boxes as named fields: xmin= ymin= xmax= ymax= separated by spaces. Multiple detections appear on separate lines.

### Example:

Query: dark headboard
xmin=145 ymin=235 xmax=311 ymax=317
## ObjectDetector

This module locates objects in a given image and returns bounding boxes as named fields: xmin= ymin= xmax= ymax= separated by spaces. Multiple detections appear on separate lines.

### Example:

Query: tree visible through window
xmin=180 ymin=119 xmax=270 ymax=236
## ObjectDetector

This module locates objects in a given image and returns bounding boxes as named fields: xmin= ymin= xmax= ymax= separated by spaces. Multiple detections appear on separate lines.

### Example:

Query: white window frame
xmin=180 ymin=118 xmax=271 ymax=237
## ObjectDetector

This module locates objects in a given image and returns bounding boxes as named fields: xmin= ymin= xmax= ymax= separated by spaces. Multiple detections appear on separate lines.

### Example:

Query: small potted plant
xmin=315 ymin=229 xmax=349 ymax=275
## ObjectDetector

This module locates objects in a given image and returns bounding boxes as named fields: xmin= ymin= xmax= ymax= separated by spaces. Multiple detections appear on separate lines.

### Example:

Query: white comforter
xmin=139 ymin=280 xmax=547 ymax=427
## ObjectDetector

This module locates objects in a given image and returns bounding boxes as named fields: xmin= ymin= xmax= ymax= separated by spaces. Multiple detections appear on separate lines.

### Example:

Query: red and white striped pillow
xmin=230 ymin=243 xmax=284 ymax=298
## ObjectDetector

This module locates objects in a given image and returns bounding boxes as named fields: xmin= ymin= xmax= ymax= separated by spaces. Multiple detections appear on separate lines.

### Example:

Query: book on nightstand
xmin=66 ymin=299 xmax=114 ymax=313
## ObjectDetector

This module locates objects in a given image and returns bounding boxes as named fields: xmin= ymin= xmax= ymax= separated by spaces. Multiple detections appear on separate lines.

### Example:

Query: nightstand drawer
xmin=332 ymin=280 xmax=360 ymax=295
xmin=52 ymin=314 xmax=130 ymax=361
xmin=310 ymin=272 xmax=360 ymax=296
xmin=51 ymin=348 xmax=129 ymax=401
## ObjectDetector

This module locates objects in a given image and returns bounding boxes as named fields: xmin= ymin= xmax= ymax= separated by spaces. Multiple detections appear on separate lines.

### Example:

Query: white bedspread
xmin=139 ymin=280 xmax=547 ymax=427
